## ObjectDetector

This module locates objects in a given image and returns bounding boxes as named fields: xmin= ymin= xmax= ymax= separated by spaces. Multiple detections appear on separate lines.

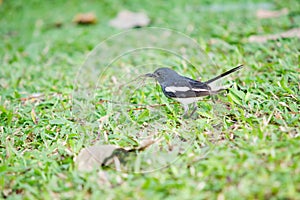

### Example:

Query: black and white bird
xmin=145 ymin=65 xmax=243 ymax=117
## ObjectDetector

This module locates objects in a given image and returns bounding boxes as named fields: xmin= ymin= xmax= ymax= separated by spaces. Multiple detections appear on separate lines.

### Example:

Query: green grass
xmin=1 ymin=0 xmax=300 ymax=199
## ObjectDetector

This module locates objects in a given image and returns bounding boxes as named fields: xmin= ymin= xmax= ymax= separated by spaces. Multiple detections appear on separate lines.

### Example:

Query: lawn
xmin=1 ymin=0 xmax=300 ymax=199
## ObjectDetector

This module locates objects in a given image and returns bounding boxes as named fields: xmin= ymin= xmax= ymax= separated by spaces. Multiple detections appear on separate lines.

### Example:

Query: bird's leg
xmin=182 ymin=104 xmax=189 ymax=118
xmin=189 ymin=102 xmax=198 ymax=117
xmin=211 ymin=95 xmax=216 ymax=104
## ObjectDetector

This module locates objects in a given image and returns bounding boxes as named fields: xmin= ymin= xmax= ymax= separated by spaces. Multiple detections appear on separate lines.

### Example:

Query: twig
xmin=97 ymin=99 xmax=180 ymax=111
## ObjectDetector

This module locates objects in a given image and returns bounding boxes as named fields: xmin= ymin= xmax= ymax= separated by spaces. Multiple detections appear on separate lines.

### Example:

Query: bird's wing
xmin=162 ymin=78 xmax=213 ymax=98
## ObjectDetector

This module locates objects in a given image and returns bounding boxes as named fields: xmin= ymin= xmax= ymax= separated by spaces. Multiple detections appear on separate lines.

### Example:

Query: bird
xmin=145 ymin=64 xmax=243 ymax=117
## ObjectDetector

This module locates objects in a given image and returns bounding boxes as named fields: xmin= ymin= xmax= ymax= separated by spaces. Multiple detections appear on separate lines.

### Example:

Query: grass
xmin=1 ymin=0 xmax=300 ymax=199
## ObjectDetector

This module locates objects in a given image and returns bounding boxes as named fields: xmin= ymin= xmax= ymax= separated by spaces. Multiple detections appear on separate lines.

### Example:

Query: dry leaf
xmin=73 ymin=12 xmax=97 ymax=25
xmin=109 ymin=10 xmax=150 ymax=29
xmin=249 ymin=28 xmax=300 ymax=43
xmin=20 ymin=92 xmax=63 ymax=103
xmin=97 ymin=171 xmax=112 ymax=187
xmin=75 ymin=145 xmax=125 ymax=172
xmin=2 ymin=188 xmax=12 ymax=198
xmin=256 ymin=8 xmax=288 ymax=19
xmin=75 ymin=139 xmax=158 ymax=172
xmin=21 ymin=93 xmax=45 ymax=102
xmin=135 ymin=138 xmax=157 ymax=151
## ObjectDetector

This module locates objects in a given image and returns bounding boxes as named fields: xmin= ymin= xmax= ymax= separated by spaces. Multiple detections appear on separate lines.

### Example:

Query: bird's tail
xmin=205 ymin=64 xmax=243 ymax=92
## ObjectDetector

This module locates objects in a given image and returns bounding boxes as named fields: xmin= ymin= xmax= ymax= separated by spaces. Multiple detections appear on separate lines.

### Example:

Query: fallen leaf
xmin=248 ymin=28 xmax=300 ymax=43
xmin=75 ymin=145 xmax=128 ymax=172
xmin=98 ymin=115 xmax=109 ymax=123
xmin=75 ymin=139 xmax=158 ymax=172
xmin=256 ymin=8 xmax=288 ymax=19
xmin=73 ymin=12 xmax=97 ymax=25
xmin=20 ymin=92 xmax=63 ymax=103
xmin=97 ymin=170 xmax=112 ymax=187
xmin=2 ymin=188 xmax=12 ymax=198
xmin=135 ymin=138 xmax=157 ymax=151
xmin=109 ymin=10 xmax=150 ymax=29
xmin=20 ymin=93 xmax=45 ymax=102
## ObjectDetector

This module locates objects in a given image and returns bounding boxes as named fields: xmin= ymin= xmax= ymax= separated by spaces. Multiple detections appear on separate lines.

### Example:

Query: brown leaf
xmin=97 ymin=171 xmax=112 ymax=187
xmin=109 ymin=10 xmax=150 ymax=29
xmin=248 ymin=28 xmax=300 ymax=43
xmin=256 ymin=8 xmax=288 ymax=19
xmin=20 ymin=92 xmax=63 ymax=103
xmin=135 ymin=138 xmax=157 ymax=151
xmin=2 ymin=188 xmax=12 ymax=198
xmin=20 ymin=93 xmax=45 ymax=102
xmin=75 ymin=139 xmax=158 ymax=172
xmin=75 ymin=145 xmax=123 ymax=172
xmin=73 ymin=12 xmax=97 ymax=25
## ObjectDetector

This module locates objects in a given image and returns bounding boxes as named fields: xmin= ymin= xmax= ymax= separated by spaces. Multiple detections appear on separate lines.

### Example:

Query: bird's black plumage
xmin=145 ymin=65 xmax=243 ymax=117
xmin=161 ymin=80 xmax=211 ymax=99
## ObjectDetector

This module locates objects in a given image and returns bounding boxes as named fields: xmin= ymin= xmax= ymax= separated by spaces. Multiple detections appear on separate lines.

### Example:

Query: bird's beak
xmin=144 ymin=73 xmax=157 ymax=78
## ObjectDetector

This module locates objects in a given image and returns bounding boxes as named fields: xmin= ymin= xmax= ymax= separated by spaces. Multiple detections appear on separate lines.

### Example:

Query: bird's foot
xmin=189 ymin=103 xmax=198 ymax=118
xmin=181 ymin=103 xmax=198 ymax=118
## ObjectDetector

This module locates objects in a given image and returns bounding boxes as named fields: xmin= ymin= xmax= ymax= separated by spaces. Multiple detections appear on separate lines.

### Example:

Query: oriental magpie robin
xmin=145 ymin=64 xmax=243 ymax=117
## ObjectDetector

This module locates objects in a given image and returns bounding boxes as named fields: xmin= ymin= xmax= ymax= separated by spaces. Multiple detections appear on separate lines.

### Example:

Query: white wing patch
xmin=165 ymin=86 xmax=190 ymax=93
xmin=165 ymin=86 xmax=209 ymax=93
xmin=191 ymin=88 xmax=209 ymax=92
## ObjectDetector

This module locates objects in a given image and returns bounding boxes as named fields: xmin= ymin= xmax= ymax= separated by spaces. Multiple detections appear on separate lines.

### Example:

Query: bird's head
xmin=145 ymin=68 xmax=179 ymax=85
